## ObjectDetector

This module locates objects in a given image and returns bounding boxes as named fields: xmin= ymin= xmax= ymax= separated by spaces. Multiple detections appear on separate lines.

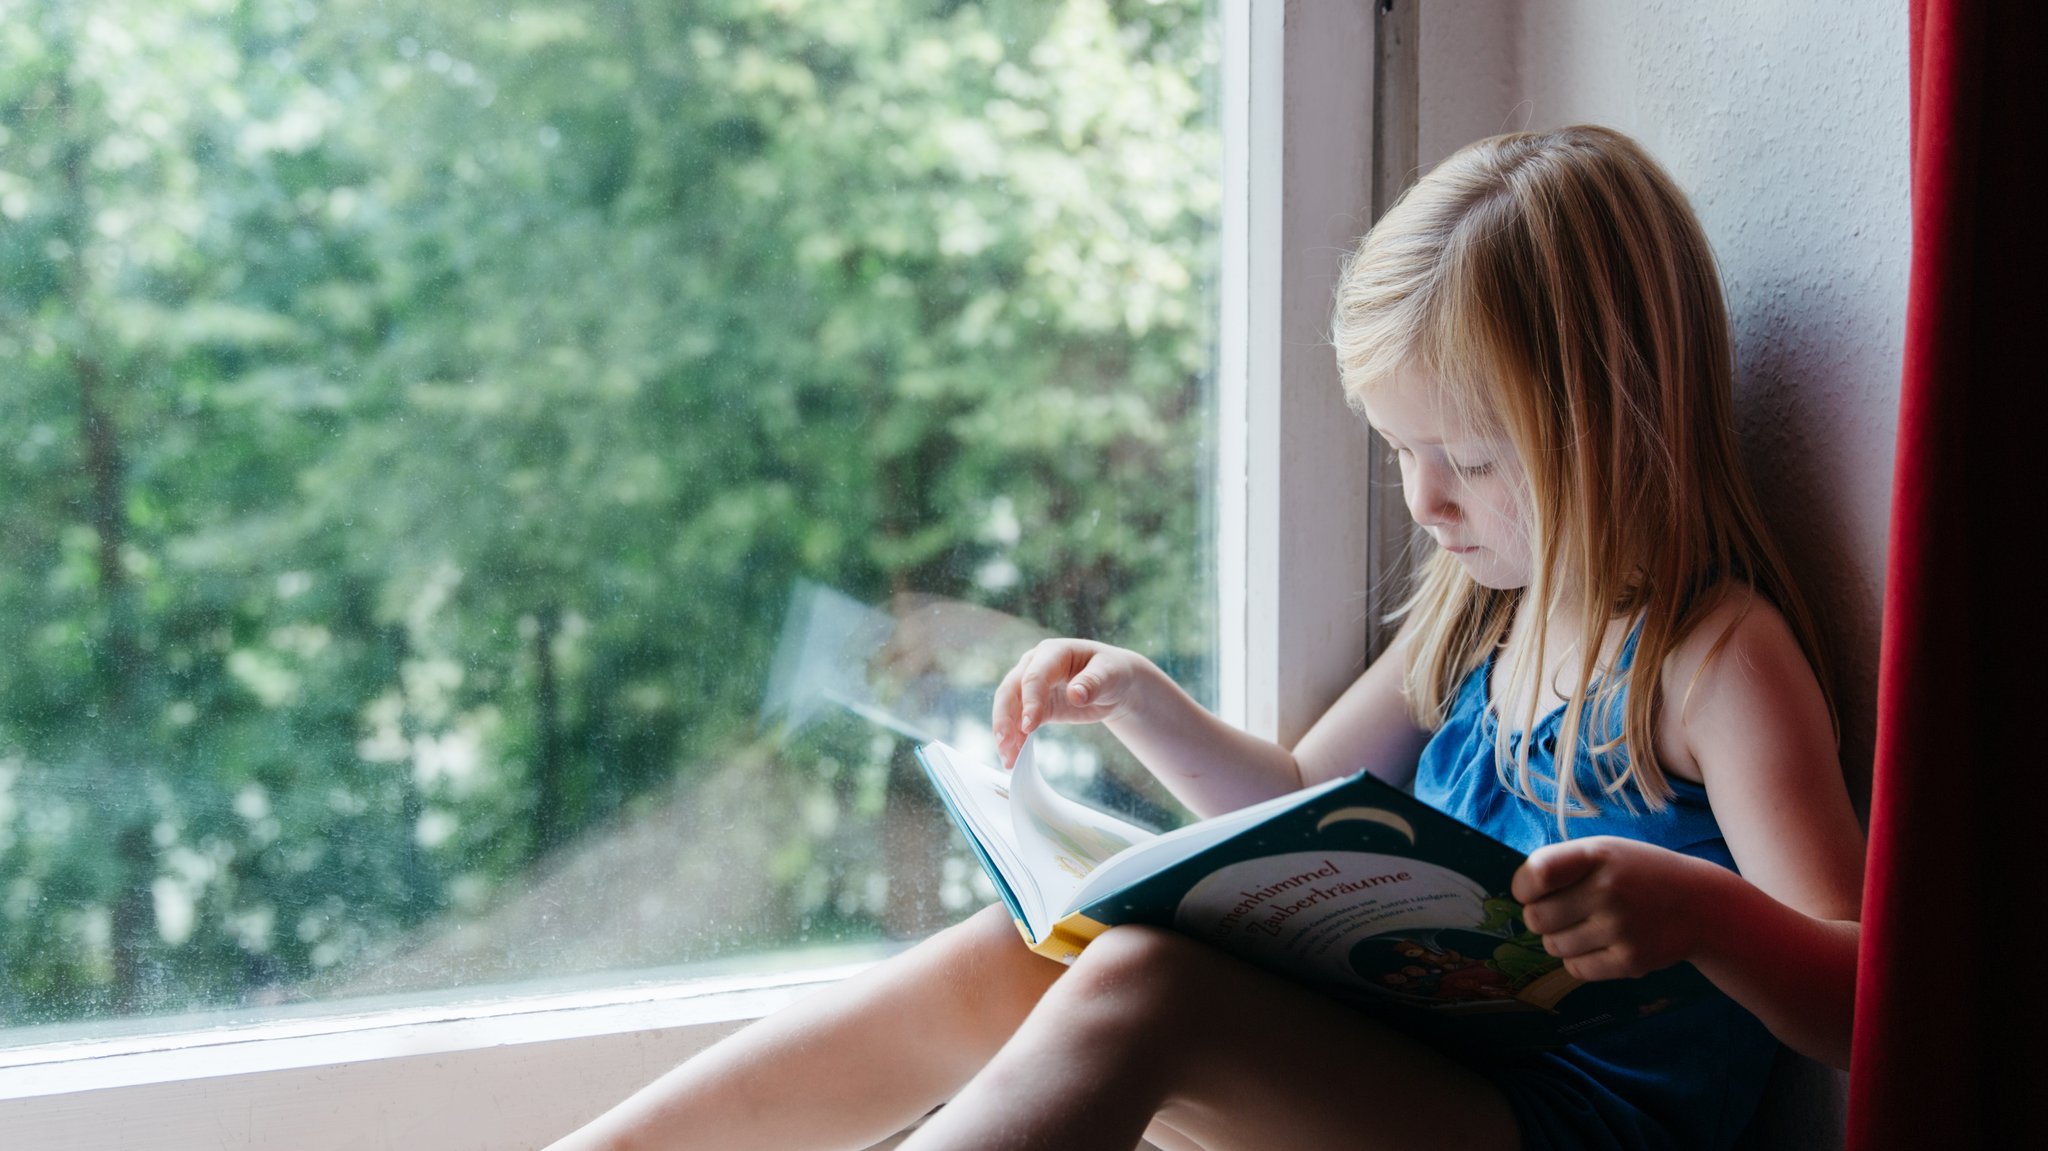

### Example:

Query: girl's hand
xmin=991 ymin=640 xmax=1158 ymax=769
xmin=1510 ymin=837 xmax=1722 ymax=982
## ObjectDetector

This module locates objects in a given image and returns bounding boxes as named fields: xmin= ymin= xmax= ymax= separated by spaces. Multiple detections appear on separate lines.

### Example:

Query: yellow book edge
xmin=1513 ymin=965 xmax=1583 ymax=1012
xmin=1017 ymin=912 xmax=1113 ymax=965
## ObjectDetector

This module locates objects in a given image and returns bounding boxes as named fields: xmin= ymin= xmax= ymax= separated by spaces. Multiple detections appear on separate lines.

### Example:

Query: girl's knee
xmin=1024 ymin=927 xmax=1213 ymax=1092
xmin=915 ymin=914 xmax=1202 ymax=1049
xmin=1075 ymin=922 xmax=1198 ymax=973
xmin=914 ymin=903 xmax=1032 ymax=974
xmin=917 ymin=905 xmax=1064 ymax=1027
xmin=1053 ymin=925 xmax=1203 ymax=1021
xmin=938 ymin=902 xmax=1027 ymax=951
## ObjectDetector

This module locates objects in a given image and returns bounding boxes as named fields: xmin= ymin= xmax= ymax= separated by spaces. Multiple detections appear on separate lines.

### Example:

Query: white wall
xmin=1418 ymin=0 xmax=1908 ymax=791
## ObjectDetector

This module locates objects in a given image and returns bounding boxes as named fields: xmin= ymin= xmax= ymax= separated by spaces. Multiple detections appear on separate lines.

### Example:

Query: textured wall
xmin=1420 ymin=0 xmax=1908 ymax=791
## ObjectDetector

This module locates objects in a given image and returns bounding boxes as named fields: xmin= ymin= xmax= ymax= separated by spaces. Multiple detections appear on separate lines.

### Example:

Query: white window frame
xmin=0 ymin=4 xmax=1404 ymax=1146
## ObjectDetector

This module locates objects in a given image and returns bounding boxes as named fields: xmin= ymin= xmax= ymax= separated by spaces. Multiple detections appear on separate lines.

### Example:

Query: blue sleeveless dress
xmin=1411 ymin=638 xmax=1780 ymax=1151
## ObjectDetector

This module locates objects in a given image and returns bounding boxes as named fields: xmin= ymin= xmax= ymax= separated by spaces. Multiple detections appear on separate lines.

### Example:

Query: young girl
xmin=548 ymin=125 xmax=1864 ymax=1151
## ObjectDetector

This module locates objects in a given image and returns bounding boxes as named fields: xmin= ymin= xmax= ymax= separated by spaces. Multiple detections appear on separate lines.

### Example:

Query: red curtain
xmin=1848 ymin=2 xmax=2048 ymax=1147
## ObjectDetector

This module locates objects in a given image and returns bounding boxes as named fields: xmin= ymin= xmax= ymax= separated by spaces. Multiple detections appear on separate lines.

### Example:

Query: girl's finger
xmin=1535 ymin=917 xmax=1607 ymax=961
xmin=1517 ymin=887 xmax=1596 ymax=936
xmin=1559 ymin=947 xmax=1630 ymax=984
xmin=991 ymin=650 xmax=1042 ymax=765
xmin=1067 ymin=657 xmax=1113 ymax=707
xmin=1015 ymin=650 xmax=1053 ymax=732
xmin=991 ymin=655 xmax=1028 ymax=733
xmin=1067 ymin=673 xmax=1095 ymax=705
xmin=1511 ymin=841 xmax=1604 ymax=904
xmin=1018 ymin=642 xmax=1084 ymax=732
xmin=993 ymin=642 xmax=1118 ymax=768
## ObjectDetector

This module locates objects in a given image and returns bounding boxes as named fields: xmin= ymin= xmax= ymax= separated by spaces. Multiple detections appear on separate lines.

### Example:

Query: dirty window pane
xmin=0 ymin=0 xmax=1219 ymax=1038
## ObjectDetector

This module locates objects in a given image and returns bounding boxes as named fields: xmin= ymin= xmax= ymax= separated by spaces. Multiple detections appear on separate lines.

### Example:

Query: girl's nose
xmin=1404 ymin=464 xmax=1459 ymax=527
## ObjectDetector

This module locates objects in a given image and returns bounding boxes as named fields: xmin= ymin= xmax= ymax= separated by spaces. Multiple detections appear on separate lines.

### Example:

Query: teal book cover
xmin=916 ymin=737 xmax=1710 ymax=1053
xmin=1067 ymin=769 xmax=1711 ymax=1052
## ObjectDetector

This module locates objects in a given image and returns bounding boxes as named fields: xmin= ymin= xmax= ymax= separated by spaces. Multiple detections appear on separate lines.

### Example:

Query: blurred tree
xmin=0 ymin=0 xmax=1217 ymax=1027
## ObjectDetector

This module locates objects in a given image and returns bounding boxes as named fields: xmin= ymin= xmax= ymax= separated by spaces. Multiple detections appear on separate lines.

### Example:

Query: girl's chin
xmin=1451 ymin=552 xmax=1530 ymax=591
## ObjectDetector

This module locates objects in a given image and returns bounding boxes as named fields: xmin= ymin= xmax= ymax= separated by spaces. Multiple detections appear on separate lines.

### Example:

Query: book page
xmin=918 ymin=741 xmax=1048 ymax=928
xmin=923 ymin=736 xmax=1182 ymax=941
xmin=1008 ymin=739 xmax=1156 ymax=867
xmin=1000 ymin=738 xmax=1156 ymax=935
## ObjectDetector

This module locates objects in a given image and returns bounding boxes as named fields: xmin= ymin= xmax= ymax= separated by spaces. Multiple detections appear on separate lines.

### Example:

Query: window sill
xmin=0 ymin=959 xmax=878 ymax=1150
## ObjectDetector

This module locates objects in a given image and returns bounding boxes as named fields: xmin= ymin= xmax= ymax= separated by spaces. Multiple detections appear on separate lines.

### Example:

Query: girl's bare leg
xmin=546 ymin=905 xmax=1064 ymax=1151
xmin=901 ymin=924 xmax=1522 ymax=1151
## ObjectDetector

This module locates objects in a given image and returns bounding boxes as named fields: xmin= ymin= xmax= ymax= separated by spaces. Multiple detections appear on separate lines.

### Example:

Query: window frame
xmin=0 ymin=4 xmax=1400 ymax=1145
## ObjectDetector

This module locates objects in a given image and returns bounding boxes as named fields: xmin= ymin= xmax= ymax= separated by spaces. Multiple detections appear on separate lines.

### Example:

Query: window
xmin=2 ymin=0 xmax=1219 ymax=1028
xmin=0 ymin=2 xmax=1385 ymax=1145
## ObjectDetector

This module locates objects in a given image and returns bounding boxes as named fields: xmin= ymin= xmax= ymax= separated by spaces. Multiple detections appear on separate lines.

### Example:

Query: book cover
xmin=915 ymin=737 xmax=1710 ymax=1052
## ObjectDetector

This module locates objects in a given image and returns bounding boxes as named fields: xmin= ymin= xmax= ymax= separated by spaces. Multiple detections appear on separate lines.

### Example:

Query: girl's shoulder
xmin=1666 ymin=580 xmax=1804 ymax=672
xmin=1648 ymin=582 xmax=1817 ymax=784
xmin=1649 ymin=582 xmax=1863 ymax=921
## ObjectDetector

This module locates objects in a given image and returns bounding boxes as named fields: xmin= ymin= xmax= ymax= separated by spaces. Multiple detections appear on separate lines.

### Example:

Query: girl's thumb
xmin=1070 ymin=678 xmax=1097 ymax=704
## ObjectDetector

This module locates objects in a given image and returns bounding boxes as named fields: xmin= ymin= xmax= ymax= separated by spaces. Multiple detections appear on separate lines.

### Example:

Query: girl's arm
xmin=1512 ymin=597 xmax=1865 ymax=1068
xmin=993 ymin=623 xmax=1431 ymax=819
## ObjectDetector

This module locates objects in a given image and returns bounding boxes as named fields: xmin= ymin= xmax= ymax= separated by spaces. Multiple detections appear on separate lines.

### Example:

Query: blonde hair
xmin=1332 ymin=125 xmax=1835 ymax=826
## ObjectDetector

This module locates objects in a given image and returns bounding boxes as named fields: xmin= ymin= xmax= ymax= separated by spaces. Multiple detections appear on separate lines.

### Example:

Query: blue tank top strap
xmin=1423 ymin=615 xmax=1732 ymax=866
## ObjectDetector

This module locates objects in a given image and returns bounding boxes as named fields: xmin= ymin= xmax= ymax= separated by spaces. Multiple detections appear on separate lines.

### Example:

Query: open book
xmin=915 ymin=736 xmax=1709 ymax=1051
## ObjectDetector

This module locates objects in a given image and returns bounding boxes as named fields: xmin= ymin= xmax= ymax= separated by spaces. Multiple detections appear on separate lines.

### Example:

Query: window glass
xmin=0 ymin=0 xmax=1219 ymax=1039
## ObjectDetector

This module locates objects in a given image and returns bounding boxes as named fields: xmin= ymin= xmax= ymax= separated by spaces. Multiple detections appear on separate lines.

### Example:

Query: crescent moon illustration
xmin=1315 ymin=807 xmax=1417 ymax=843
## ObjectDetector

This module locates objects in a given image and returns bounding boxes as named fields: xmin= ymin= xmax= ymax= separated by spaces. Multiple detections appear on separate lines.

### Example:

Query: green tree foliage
xmin=0 ymin=0 xmax=1217 ymax=1026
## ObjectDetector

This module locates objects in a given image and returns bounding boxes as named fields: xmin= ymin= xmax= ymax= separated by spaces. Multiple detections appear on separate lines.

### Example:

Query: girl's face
xmin=1359 ymin=364 xmax=1534 ymax=591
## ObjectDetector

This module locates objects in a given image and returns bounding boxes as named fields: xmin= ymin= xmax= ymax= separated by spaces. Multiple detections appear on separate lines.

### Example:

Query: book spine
xmin=1028 ymin=913 xmax=1113 ymax=965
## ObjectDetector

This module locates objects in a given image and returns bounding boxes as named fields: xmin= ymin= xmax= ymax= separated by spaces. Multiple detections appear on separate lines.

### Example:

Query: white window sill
xmin=0 ymin=959 xmax=877 ymax=1151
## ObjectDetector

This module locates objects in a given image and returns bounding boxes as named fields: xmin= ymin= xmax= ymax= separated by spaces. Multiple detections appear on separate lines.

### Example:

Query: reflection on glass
xmin=0 ymin=0 xmax=1219 ymax=1040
